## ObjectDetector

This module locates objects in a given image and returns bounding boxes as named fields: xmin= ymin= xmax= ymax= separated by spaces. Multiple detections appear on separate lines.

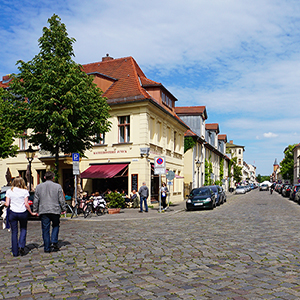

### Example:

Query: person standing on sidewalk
xmin=5 ymin=177 xmax=37 ymax=256
xmin=160 ymin=182 xmax=169 ymax=210
xmin=138 ymin=182 xmax=149 ymax=213
xmin=33 ymin=171 xmax=66 ymax=253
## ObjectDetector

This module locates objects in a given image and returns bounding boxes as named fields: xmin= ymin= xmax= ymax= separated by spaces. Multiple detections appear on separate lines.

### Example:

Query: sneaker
xmin=138 ymin=211 xmax=143 ymax=213
xmin=19 ymin=248 xmax=25 ymax=256
xmin=52 ymin=243 xmax=59 ymax=251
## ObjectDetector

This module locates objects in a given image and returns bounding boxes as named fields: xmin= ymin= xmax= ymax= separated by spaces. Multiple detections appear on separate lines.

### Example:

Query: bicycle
xmin=71 ymin=198 xmax=87 ymax=218
xmin=83 ymin=200 xmax=94 ymax=218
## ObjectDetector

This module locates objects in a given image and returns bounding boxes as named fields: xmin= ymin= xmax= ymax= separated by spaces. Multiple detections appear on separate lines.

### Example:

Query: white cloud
xmin=263 ymin=132 xmax=278 ymax=138
xmin=1 ymin=0 xmax=300 ymax=175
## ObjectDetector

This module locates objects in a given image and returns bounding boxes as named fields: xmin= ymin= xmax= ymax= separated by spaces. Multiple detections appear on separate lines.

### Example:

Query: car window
xmin=190 ymin=188 xmax=211 ymax=196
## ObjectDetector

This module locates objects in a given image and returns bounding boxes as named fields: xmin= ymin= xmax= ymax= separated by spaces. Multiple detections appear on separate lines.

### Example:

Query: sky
xmin=1 ymin=0 xmax=300 ymax=175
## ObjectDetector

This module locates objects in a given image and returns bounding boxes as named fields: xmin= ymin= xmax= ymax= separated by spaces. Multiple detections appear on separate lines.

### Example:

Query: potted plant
xmin=106 ymin=192 xmax=125 ymax=214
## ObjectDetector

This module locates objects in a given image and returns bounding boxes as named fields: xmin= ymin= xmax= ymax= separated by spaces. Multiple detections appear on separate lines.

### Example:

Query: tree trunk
xmin=55 ymin=145 xmax=59 ymax=183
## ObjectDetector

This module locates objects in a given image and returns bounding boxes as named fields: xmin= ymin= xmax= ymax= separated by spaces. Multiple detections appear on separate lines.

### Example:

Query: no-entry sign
xmin=154 ymin=156 xmax=166 ymax=175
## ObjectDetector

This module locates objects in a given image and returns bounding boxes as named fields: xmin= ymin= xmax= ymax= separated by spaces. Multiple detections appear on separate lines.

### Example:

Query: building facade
xmin=1 ymin=56 xmax=188 ymax=204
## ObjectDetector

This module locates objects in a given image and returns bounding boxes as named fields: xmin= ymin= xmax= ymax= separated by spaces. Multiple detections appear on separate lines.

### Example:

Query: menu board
xmin=131 ymin=174 xmax=138 ymax=192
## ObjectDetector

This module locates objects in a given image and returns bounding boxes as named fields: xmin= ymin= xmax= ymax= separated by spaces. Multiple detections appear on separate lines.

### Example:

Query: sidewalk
xmin=64 ymin=200 xmax=186 ymax=222
xmin=64 ymin=191 xmax=235 ymax=222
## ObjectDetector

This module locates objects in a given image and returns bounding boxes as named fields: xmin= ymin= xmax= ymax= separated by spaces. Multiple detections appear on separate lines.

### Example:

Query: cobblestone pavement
xmin=2 ymin=189 xmax=300 ymax=299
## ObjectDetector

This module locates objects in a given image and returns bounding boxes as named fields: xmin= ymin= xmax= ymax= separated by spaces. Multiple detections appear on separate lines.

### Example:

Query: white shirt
xmin=6 ymin=187 xmax=29 ymax=213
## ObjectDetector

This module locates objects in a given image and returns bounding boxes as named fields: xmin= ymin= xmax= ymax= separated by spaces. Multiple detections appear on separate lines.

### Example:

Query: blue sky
xmin=1 ymin=0 xmax=300 ymax=175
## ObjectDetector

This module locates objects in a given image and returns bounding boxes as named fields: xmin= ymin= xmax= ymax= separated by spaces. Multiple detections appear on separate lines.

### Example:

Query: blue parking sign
xmin=72 ymin=153 xmax=80 ymax=162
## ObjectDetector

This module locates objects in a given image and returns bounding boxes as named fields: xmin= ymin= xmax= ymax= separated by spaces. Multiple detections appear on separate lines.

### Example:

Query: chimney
xmin=229 ymin=140 xmax=233 ymax=144
xmin=102 ymin=53 xmax=114 ymax=62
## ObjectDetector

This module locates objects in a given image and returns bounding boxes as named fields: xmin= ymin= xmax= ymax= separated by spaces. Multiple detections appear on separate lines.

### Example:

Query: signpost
xmin=72 ymin=153 xmax=80 ymax=218
xmin=154 ymin=156 xmax=166 ymax=213
xmin=166 ymin=170 xmax=175 ymax=210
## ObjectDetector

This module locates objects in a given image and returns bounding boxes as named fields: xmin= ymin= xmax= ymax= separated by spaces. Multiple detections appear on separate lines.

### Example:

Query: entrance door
xmin=63 ymin=169 xmax=74 ymax=196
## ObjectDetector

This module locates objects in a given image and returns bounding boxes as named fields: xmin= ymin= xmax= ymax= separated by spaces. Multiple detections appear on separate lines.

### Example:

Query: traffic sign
xmin=154 ymin=156 xmax=165 ymax=168
xmin=72 ymin=153 xmax=80 ymax=162
xmin=166 ymin=170 xmax=175 ymax=180
xmin=154 ymin=168 xmax=166 ymax=175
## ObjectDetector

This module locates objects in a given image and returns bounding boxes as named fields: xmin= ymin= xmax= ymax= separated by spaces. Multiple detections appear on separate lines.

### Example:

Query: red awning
xmin=81 ymin=164 xmax=128 ymax=179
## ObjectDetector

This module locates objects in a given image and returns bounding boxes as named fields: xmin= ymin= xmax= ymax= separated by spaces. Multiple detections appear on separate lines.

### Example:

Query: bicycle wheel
xmin=83 ymin=204 xmax=92 ymax=218
xmin=71 ymin=204 xmax=78 ymax=218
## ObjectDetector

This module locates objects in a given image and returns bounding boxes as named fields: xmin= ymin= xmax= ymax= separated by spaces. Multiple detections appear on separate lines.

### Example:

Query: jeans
xmin=9 ymin=210 xmax=28 ymax=256
xmin=40 ymin=214 xmax=60 ymax=252
xmin=140 ymin=197 xmax=148 ymax=212
xmin=161 ymin=196 xmax=167 ymax=208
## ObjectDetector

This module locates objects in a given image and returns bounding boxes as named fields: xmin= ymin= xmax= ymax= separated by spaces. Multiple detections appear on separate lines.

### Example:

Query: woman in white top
xmin=5 ymin=177 xmax=36 ymax=256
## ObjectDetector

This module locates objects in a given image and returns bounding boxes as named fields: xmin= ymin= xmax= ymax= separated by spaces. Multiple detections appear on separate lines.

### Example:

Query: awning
xmin=81 ymin=164 xmax=128 ymax=179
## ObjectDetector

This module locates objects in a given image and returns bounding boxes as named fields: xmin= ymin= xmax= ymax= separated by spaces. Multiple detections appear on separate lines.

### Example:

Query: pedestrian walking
xmin=138 ymin=182 xmax=149 ymax=213
xmin=5 ymin=177 xmax=36 ymax=257
xmin=160 ymin=182 xmax=169 ymax=210
xmin=33 ymin=171 xmax=66 ymax=253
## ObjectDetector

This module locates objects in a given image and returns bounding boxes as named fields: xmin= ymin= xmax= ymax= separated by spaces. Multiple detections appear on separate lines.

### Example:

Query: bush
xmin=106 ymin=192 xmax=125 ymax=208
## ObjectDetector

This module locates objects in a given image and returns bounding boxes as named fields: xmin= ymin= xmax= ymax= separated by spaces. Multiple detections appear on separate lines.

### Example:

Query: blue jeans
xmin=40 ymin=214 xmax=60 ymax=252
xmin=9 ymin=210 xmax=28 ymax=256
xmin=140 ymin=197 xmax=148 ymax=212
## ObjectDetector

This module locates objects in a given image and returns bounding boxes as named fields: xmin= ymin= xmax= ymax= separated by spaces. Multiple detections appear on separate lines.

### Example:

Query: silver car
xmin=236 ymin=186 xmax=246 ymax=194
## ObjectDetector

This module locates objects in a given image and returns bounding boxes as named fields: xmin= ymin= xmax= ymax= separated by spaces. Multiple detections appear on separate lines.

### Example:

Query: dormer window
xmin=162 ymin=92 xmax=172 ymax=108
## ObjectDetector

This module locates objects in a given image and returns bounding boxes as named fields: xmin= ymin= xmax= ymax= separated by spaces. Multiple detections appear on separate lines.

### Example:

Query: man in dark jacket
xmin=138 ymin=182 xmax=149 ymax=213
xmin=33 ymin=171 xmax=66 ymax=253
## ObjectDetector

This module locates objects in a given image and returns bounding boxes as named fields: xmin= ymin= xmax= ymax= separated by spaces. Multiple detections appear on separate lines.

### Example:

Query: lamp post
xmin=25 ymin=146 xmax=36 ymax=191
xmin=196 ymin=160 xmax=201 ymax=187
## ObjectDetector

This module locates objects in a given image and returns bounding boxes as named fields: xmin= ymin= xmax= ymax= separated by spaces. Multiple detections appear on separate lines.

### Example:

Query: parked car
xmin=186 ymin=187 xmax=216 ymax=210
xmin=236 ymin=186 xmax=246 ymax=194
xmin=282 ymin=185 xmax=292 ymax=197
xmin=206 ymin=185 xmax=224 ymax=205
xmin=259 ymin=184 xmax=269 ymax=191
xmin=289 ymin=184 xmax=300 ymax=200
xmin=295 ymin=191 xmax=300 ymax=203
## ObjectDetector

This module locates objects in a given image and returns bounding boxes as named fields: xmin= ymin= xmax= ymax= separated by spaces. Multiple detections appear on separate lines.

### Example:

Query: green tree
xmin=219 ymin=157 xmax=224 ymax=181
xmin=0 ymin=88 xmax=20 ymax=159
xmin=204 ymin=158 xmax=210 ymax=185
xmin=9 ymin=14 xmax=111 ymax=180
xmin=256 ymin=174 xmax=262 ymax=183
xmin=280 ymin=144 xmax=296 ymax=181
xmin=184 ymin=136 xmax=196 ymax=153
xmin=231 ymin=157 xmax=242 ymax=183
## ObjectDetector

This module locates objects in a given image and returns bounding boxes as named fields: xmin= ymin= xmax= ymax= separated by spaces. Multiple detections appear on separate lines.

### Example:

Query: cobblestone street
xmin=1 ymin=189 xmax=300 ymax=299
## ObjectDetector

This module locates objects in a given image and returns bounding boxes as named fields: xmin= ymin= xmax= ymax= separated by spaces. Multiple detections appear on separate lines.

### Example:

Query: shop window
xmin=118 ymin=116 xmax=130 ymax=143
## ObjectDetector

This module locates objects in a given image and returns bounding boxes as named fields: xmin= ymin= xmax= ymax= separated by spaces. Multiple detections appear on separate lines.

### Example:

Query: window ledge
xmin=112 ymin=142 xmax=133 ymax=146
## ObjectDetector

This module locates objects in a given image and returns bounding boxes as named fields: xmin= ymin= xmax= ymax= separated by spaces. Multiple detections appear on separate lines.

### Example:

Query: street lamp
xmin=25 ymin=145 xmax=36 ymax=191
xmin=196 ymin=160 xmax=201 ymax=187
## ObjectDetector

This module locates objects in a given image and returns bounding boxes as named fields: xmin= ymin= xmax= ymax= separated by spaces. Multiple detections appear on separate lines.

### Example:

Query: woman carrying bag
xmin=5 ymin=177 xmax=36 ymax=256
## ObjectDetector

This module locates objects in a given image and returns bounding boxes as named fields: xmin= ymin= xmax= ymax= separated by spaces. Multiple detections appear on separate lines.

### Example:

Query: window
xmin=19 ymin=130 xmax=28 ymax=150
xmin=239 ymin=149 xmax=241 ymax=155
xmin=174 ymin=131 xmax=177 ymax=151
xmin=162 ymin=92 xmax=172 ymax=108
xmin=157 ymin=121 xmax=161 ymax=144
xmin=95 ymin=133 xmax=105 ymax=145
xmin=118 ymin=116 xmax=130 ymax=143
xmin=238 ymin=159 xmax=241 ymax=165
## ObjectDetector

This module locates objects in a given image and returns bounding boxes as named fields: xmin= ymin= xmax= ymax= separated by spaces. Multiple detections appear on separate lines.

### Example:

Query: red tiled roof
xmin=82 ymin=56 xmax=152 ymax=102
xmin=205 ymin=123 xmax=219 ymax=133
xmin=184 ymin=129 xmax=197 ymax=137
xmin=82 ymin=56 xmax=188 ymax=129
xmin=218 ymin=134 xmax=227 ymax=142
xmin=175 ymin=106 xmax=207 ymax=119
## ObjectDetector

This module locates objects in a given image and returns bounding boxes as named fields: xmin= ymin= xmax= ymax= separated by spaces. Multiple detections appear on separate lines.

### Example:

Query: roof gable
xmin=205 ymin=123 xmax=219 ymax=134
xmin=175 ymin=106 xmax=207 ymax=120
